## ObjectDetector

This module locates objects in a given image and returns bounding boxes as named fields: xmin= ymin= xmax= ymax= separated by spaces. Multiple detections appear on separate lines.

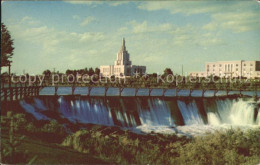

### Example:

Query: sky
xmin=1 ymin=0 xmax=260 ymax=75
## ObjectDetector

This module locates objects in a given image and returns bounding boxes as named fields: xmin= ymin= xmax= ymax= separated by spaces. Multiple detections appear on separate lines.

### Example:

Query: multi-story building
xmin=100 ymin=38 xmax=146 ymax=77
xmin=190 ymin=60 xmax=260 ymax=78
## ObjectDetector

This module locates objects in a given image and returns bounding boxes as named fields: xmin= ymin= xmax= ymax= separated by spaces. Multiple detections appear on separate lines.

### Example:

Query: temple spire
xmin=121 ymin=38 xmax=126 ymax=51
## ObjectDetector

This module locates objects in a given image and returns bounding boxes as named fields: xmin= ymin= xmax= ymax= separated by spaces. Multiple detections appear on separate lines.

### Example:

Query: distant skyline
xmin=2 ymin=1 xmax=260 ymax=75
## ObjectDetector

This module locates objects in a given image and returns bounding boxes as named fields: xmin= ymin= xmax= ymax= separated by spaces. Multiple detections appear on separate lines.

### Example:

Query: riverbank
xmin=1 ymin=111 xmax=260 ymax=164
xmin=62 ymin=125 xmax=260 ymax=164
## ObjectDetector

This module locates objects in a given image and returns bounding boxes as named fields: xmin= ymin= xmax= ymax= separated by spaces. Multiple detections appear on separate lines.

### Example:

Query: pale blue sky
xmin=2 ymin=1 xmax=260 ymax=75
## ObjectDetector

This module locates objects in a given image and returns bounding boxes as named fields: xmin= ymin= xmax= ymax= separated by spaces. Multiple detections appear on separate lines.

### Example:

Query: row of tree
xmin=42 ymin=67 xmax=100 ymax=77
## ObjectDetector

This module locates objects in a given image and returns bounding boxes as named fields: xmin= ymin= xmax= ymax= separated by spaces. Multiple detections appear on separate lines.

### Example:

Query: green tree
xmin=43 ymin=70 xmax=51 ymax=85
xmin=163 ymin=68 xmax=173 ymax=76
xmin=88 ymin=67 xmax=94 ymax=76
xmin=1 ymin=23 xmax=14 ymax=67
xmin=65 ymin=69 xmax=72 ymax=75
xmin=43 ymin=70 xmax=51 ymax=77
xmin=83 ymin=67 xmax=88 ymax=74
xmin=94 ymin=67 xmax=100 ymax=76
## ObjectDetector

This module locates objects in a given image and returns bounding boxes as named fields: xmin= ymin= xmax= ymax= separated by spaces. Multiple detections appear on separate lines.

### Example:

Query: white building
xmin=190 ymin=60 xmax=260 ymax=78
xmin=100 ymin=38 xmax=146 ymax=77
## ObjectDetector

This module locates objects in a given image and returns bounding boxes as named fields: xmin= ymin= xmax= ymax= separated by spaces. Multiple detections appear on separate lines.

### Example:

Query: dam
xmin=2 ymin=86 xmax=259 ymax=136
xmin=19 ymin=95 xmax=260 ymax=136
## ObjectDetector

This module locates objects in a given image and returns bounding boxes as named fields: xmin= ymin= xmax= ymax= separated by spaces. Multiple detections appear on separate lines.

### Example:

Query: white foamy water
xmin=20 ymin=96 xmax=260 ymax=136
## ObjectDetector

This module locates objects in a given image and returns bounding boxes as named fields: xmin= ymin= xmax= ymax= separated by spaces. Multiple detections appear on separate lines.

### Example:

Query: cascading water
xmin=58 ymin=97 xmax=114 ymax=125
xmin=19 ymin=96 xmax=260 ymax=136
xmin=137 ymin=98 xmax=175 ymax=127
xmin=177 ymin=100 xmax=204 ymax=125
xmin=207 ymin=99 xmax=259 ymax=125
xmin=20 ymin=99 xmax=49 ymax=120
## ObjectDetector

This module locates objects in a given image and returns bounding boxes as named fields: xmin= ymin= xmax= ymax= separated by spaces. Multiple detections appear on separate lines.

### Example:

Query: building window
xmin=219 ymin=64 xmax=222 ymax=67
xmin=236 ymin=68 xmax=238 ymax=71
xmin=244 ymin=64 xmax=246 ymax=66
xmin=213 ymin=65 xmax=215 ymax=67
xmin=236 ymin=64 xmax=239 ymax=67
xmin=250 ymin=63 xmax=253 ymax=66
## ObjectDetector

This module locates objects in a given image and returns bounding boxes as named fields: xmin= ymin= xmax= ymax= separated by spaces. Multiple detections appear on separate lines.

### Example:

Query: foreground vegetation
xmin=62 ymin=126 xmax=260 ymax=165
xmin=1 ymin=111 xmax=259 ymax=164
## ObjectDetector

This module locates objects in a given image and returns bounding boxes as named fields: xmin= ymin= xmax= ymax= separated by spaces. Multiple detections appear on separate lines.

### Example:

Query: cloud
xmin=80 ymin=16 xmax=95 ymax=26
xmin=138 ymin=1 xmax=259 ymax=33
xmin=121 ymin=20 xmax=225 ymax=47
xmin=203 ymin=12 xmax=260 ymax=33
xmin=8 ymin=16 xmax=107 ymax=73
xmin=138 ymin=2 xmax=220 ymax=15
xmin=72 ymin=15 xmax=80 ymax=20
xmin=126 ymin=20 xmax=173 ymax=34
xmin=64 ymin=1 xmax=128 ymax=7
xmin=203 ymin=22 xmax=218 ymax=31
xmin=65 ymin=1 xmax=103 ymax=6
xmin=109 ymin=1 xmax=129 ymax=6
xmin=21 ymin=16 xmax=41 ymax=26
xmin=137 ymin=1 xmax=256 ymax=15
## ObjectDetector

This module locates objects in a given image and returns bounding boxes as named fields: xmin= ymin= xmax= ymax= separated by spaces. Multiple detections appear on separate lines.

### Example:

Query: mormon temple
xmin=100 ymin=38 xmax=146 ymax=77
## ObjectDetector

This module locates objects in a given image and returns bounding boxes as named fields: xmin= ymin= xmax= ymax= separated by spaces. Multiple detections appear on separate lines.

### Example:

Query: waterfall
xmin=207 ymin=99 xmax=259 ymax=125
xmin=19 ymin=96 xmax=260 ymax=129
xmin=177 ymin=100 xmax=204 ymax=125
xmin=33 ymin=98 xmax=47 ymax=111
xmin=58 ymin=97 xmax=114 ymax=125
xmin=19 ymin=100 xmax=49 ymax=120
xmin=207 ymin=112 xmax=221 ymax=125
xmin=137 ymin=98 xmax=175 ymax=127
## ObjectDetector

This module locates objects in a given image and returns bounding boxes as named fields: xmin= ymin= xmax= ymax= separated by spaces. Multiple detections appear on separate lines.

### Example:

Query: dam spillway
xmin=19 ymin=95 xmax=260 ymax=136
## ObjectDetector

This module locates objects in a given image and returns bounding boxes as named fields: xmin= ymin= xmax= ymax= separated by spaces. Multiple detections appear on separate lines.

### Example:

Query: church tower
xmin=114 ymin=38 xmax=132 ymax=66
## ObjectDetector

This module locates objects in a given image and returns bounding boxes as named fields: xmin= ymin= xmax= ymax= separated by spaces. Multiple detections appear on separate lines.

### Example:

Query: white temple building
xmin=100 ymin=38 xmax=146 ymax=77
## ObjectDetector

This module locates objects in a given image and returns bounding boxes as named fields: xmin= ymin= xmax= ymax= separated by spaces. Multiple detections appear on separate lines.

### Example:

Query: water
xmin=19 ymin=95 xmax=260 ymax=136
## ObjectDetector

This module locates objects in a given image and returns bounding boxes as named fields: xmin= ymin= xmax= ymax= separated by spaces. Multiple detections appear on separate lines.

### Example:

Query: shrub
xmin=41 ymin=120 xmax=65 ymax=135
xmin=62 ymin=128 xmax=260 ymax=164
